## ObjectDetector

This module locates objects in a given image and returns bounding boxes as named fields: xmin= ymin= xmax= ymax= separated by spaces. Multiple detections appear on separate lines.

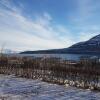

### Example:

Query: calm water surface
xmin=10 ymin=54 xmax=100 ymax=61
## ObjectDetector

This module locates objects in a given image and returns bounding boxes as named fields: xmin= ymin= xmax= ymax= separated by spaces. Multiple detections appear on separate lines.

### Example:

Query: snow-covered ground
xmin=0 ymin=74 xmax=100 ymax=100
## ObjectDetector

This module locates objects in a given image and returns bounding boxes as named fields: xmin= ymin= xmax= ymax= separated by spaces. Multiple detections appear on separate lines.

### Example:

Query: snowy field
xmin=0 ymin=74 xmax=100 ymax=100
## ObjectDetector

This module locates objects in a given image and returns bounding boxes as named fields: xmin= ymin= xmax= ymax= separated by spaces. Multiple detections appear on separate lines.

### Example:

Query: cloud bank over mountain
xmin=0 ymin=0 xmax=100 ymax=51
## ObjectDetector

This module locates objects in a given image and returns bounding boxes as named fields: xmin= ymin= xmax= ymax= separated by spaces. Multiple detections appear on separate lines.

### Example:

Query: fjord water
xmin=16 ymin=53 xmax=100 ymax=60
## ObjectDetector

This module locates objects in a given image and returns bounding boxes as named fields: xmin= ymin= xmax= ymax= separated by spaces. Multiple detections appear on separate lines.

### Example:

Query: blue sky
xmin=0 ymin=0 xmax=100 ymax=51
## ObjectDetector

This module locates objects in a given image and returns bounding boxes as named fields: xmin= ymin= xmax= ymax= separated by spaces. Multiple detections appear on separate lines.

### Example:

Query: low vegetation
xmin=0 ymin=55 xmax=100 ymax=91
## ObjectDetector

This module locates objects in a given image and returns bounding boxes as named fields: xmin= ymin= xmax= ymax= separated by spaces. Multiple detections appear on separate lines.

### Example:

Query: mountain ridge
xmin=20 ymin=34 xmax=100 ymax=54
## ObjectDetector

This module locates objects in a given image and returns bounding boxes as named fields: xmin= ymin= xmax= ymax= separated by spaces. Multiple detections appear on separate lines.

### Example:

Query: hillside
xmin=21 ymin=34 xmax=100 ymax=54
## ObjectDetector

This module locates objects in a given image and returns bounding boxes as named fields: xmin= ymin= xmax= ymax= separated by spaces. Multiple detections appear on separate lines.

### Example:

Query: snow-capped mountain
xmin=66 ymin=34 xmax=100 ymax=54
xmin=21 ymin=34 xmax=100 ymax=54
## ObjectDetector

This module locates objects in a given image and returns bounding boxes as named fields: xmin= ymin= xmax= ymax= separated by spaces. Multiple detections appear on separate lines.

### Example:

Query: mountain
xmin=0 ymin=49 xmax=17 ymax=54
xmin=21 ymin=34 xmax=100 ymax=54
xmin=66 ymin=34 xmax=100 ymax=54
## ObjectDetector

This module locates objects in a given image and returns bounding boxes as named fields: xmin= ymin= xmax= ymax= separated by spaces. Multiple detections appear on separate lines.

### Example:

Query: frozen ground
xmin=0 ymin=74 xmax=100 ymax=100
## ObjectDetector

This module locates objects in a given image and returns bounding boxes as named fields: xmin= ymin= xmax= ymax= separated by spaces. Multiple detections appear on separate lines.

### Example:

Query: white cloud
xmin=0 ymin=0 xmax=99 ymax=52
xmin=78 ymin=32 xmax=99 ymax=42
xmin=0 ymin=1 xmax=75 ymax=52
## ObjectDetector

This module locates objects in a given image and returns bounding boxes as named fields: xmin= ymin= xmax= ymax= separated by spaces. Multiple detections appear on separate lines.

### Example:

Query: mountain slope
xmin=66 ymin=34 xmax=100 ymax=54
xmin=21 ymin=34 xmax=100 ymax=54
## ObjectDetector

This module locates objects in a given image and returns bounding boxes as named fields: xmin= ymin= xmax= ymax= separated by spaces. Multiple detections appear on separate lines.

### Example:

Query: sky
xmin=0 ymin=0 xmax=100 ymax=52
